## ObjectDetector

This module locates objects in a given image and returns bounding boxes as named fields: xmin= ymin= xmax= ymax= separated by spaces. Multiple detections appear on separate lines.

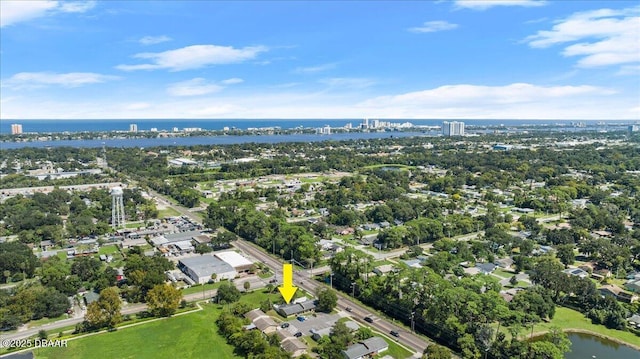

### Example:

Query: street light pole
xmin=351 ymin=282 xmax=356 ymax=297
xmin=410 ymin=311 xmax=415 ymax=333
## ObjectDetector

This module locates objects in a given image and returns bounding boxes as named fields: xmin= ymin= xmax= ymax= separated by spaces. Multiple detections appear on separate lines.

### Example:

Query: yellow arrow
xmin=278 ymin=263 xmax=298 ymax=304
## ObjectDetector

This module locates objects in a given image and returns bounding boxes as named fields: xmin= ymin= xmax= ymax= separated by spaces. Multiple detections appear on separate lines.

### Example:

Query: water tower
xmin=111 ymin=187 xmax=125 ymax=228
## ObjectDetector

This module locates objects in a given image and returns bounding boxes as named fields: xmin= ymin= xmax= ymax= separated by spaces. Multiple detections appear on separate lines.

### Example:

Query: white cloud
xmin=167 ymin=78 xmax=223 ymax=97
xmin=319 ymin=77 xmax=376 ymax=89
xmin=408 ymin=21 xmax=458 ymax=33
xmin=5 ymin=81 xmax=637 ymax=120
xmin=139 ymin=35 xmax=172 ymax=45
xmin=1 ymin=0 xmax=95 ymax=27
xmin=293 ymin=63 xmax=337 ymax=74
xmin=455 ymin=0 xmax=546 ymax=10
xmin=3 ymin=72 xmax=119 ymax=88
xmin=361 ymin=83 xmax=613 ymax=106
xmin=525 ymin=6 xmax=640 ymax=68
xmin=221 ymin=78 xmax=244 ymax=85
xmin=58 ymin=1 xmax=96 ymax=13
xmin=1 ymin=1 xmax=57 ymax=27
xmin=116 ymin=44 xmax=267 ymax=71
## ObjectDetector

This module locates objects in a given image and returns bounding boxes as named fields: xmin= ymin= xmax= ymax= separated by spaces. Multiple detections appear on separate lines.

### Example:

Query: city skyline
xmin=1 ymin=0 xmax=639 ymax=120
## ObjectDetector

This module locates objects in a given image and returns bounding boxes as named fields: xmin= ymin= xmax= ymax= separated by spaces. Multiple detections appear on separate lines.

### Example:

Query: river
xmin=565 ymin=332 xmax=640 ymax=359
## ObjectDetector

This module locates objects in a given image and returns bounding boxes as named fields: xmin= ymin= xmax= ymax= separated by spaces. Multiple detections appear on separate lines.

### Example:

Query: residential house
xmin=476 ymin=263 xmax=497 ymax=275
xmin=342 ymin=337 xmax=389 ymax=359
xmin=276 ymin=299 xmax=318 ymax=317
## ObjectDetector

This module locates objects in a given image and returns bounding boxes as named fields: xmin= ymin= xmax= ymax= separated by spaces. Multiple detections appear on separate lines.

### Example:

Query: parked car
xmin=294 ymin=332 xmax=302 ymax=338
xmin=296 ymin=316 xmax=306 ymax=322
xmin=281 ymin=323 xmax=290 ymax=328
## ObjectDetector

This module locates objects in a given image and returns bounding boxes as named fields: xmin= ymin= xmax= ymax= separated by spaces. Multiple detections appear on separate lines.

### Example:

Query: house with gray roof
xmin=342 ymin=337 xmax=388 ymax=359
xmin=276 ymin=299 xmax=317 ymax=317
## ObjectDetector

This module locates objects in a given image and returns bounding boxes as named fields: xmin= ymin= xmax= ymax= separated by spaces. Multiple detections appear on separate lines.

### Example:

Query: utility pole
xmin=351 ymin=282 xmax=356 ymax=297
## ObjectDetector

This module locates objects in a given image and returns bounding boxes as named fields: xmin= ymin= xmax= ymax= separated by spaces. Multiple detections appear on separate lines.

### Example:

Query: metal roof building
xmin=214 ymin=251 xmax=254 ymax=272
xmin=178 ymin=255 xmax=236 ymax=284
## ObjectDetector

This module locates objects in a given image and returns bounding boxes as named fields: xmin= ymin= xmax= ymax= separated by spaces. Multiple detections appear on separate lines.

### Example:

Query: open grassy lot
xmin=35 ymin=302 xmax=240 ymax=359
xmin=157 ymin=207 xmax=181 ymax=218
xmin=98 ymin=245 xmax=120 ymax=255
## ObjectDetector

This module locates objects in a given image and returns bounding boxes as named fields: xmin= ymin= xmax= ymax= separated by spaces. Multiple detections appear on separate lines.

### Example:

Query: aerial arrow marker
xmin=278 ymin=263 xmax=298 ymax=304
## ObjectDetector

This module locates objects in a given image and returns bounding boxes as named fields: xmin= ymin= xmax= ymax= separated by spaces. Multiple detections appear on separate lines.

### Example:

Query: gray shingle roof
xmin=342 ymin=337 xmax=388 ymax=359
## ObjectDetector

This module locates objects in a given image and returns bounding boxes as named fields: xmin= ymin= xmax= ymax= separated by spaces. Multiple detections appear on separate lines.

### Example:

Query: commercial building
xmin=442 ymin=121 xmax=465 ymax=136
xmin=129 ymin=123 xmax=138 ymax=132
xmin=11 ymin=123 xmax=23 ymax=135
xmin=178 ymin=255 xmax=236 ymax=284
xmin=214 ymin=251 xmax=254 ymax=273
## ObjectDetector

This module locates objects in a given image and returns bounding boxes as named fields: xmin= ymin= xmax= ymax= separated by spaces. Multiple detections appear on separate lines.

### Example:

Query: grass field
xmin=157 ymin=207 xmax=180 ymax=218
xmin=98 ymin=245 xmax=120 ymax=255
xmin=36 ymin=302 xmax=240 ymax=359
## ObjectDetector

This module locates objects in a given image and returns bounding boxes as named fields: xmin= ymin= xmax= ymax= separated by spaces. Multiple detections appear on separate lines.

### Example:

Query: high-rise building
xmin=10 ymin=123 xmax=23 ymax=135
xmin=129 ymin=123 xmax=138 ymax=132
xmin=442 ymin=121 xmax=465 ymax=136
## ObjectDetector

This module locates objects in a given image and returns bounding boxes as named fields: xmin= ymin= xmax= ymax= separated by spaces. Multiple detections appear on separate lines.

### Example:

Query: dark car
xmin=346 ymin=307 xmax=353 ymax=312
xmin=390 ymin=330 xmax=400 ymax=338
xmin=281 ymin=323 xmax=290 ymax=328
xmin=294 ymin=332 xmax=302 ymax=338
xmin=364 ymin=316 xmax=373 ymax=323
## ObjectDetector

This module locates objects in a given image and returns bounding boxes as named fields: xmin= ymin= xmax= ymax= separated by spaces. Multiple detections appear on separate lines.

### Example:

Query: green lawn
xmin=36 ymin=303 xmax=240 ymax=359
xmin=158 ymin=207 xmax=181 ymax=218
xmin=382 ymin=337 xmax=414 ymax=359
xmin=527 ymin=307 xmax=640 ymax=346
xmin=125 ymin=221 xmax=145 ymax=229
xmin=99 ymin=245 xmax=120 ymax=255
xmin=180 ymin=282 xmax=223 ymax=296
xmin=493 ymin=269 xmax=515 ymax=279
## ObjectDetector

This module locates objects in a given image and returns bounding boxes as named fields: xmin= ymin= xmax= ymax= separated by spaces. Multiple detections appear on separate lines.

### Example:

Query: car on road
xmin=269 ymin=279 xmax=278 ymax=283
xmin=281 ymin=323 xmax=290 ymax=328
xmin=364 ymin=316 xmax=373 ymax=323
xmin=294 ymin=332 xmax=302 ymax=338
xmin=346 ymin=307 xmax=353 ymax=312
xmin=390 ymin=330 xmax=400 ymax=338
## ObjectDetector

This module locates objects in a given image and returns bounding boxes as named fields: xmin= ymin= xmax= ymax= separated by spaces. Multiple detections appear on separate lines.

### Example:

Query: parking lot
xmin=283 ymin=313 xmax=342 ymax=336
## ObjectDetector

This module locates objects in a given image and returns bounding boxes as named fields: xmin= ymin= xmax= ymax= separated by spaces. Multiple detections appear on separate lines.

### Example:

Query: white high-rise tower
xmin=111 ymin=187 xmax=125 ymax=228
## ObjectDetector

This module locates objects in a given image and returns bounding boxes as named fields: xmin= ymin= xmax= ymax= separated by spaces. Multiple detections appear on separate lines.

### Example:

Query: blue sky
xmin=1 ymin=0 xmax=638 ymax=120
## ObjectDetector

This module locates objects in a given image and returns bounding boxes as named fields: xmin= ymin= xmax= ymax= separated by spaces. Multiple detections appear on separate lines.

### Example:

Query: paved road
xmin=232 ymin=239 xmax=430 ymax=355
